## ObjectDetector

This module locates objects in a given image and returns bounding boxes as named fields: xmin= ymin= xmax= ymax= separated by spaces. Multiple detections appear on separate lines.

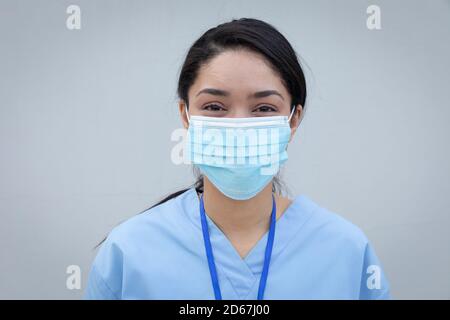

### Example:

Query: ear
xmin=178 ymin=100 xmax=189 ymax=129
xmin=289 ymin=104 xmax=303 ymax=142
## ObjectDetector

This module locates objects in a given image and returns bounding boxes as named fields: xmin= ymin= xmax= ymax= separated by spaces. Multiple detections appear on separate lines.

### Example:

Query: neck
xmin=201 ymin=177 xmax=274 ymax=237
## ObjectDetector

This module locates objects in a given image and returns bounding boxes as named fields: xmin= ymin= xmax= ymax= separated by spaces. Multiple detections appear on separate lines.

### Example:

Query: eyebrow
xmin=196 ymin=88 xmax=284 ymax=101
xmin=251 ymin=90 xmax=284 ymax=101
xmin=196 ymin=88 xmax=229 ymax=97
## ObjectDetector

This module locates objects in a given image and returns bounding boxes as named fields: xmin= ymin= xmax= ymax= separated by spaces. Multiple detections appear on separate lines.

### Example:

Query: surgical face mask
xmin=184 ymin=106 xmax=295 ymax=200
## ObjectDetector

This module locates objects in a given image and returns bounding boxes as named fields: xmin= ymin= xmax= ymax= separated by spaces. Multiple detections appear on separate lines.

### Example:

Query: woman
xmin=84 ymin=18 xmax=391 ymax=300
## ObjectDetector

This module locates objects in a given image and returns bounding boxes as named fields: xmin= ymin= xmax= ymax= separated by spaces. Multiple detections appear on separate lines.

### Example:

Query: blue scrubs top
xmin=84 ymin=187 xmax=391 ymax=299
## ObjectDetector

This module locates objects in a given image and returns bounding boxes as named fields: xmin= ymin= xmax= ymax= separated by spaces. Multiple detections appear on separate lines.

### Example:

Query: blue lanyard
xmin=199 ymin=194 xmax=277 ymax=300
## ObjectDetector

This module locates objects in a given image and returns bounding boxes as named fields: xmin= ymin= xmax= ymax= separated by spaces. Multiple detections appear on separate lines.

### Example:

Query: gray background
xmin=1 ymin=0 xmax=449 ymax=299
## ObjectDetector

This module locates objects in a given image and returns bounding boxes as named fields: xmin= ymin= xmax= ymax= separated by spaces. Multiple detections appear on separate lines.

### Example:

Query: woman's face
xmin=179 ymin=49 xmax=302 ymax=138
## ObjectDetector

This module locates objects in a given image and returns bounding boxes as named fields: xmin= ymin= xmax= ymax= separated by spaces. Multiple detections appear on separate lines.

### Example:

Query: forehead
xmin=189 ymin=49 xmax=288 ymax=98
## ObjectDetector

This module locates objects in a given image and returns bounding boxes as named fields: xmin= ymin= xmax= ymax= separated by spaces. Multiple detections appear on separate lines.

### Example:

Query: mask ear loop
xmin=185 ymin=104 xmax=191 ymax=123
xmin=285 ymin=105 xmax=297 ymax=150
xmin=287 ymin=105 xmax=296 ymax=123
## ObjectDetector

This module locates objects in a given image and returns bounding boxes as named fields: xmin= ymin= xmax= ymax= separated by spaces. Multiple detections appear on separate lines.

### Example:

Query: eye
xmin=203 ymin=103 xmax=226 ymax=112
xmin=253 ymin=105 xmax=277 ymax=113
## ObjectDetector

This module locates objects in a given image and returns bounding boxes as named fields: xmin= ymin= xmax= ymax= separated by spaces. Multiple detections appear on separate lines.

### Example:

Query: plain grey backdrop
xmin=1 ymin=0 xmax=449 ymax=299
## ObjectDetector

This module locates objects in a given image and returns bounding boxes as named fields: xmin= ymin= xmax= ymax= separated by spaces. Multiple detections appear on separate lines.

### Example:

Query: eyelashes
xmin=203 ymin=103 xmax=278 ymax=112
xmin=254 ymin=105 xmax=277 ymax=112
xmin=203 ymin=104 xmax=226 ymax=111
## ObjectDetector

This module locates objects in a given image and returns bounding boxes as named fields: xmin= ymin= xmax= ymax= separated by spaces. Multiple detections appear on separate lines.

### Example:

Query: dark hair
xmin=94 ymin=17 xmax=307 ymax=249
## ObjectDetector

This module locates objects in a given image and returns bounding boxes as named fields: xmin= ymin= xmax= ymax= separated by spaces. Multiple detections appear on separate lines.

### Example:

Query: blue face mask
xmin=184 ymin=106 xmax=295 ymax=200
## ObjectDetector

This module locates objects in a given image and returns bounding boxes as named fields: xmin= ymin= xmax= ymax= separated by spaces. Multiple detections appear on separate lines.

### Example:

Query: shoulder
xmin=84 ymin=188 xmax=195 ymax=299
xmin=295 ymin=195 xmax=391 ymax=299
xmin=296 ymin=194 xmax=370 ymax=253
xmin=103 ymin=188 xmax=194 ymax=252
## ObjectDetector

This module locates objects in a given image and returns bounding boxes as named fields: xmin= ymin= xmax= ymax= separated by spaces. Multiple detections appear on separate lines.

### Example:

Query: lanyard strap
xmin=199 ymin=193 xmax=277 ymax=300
